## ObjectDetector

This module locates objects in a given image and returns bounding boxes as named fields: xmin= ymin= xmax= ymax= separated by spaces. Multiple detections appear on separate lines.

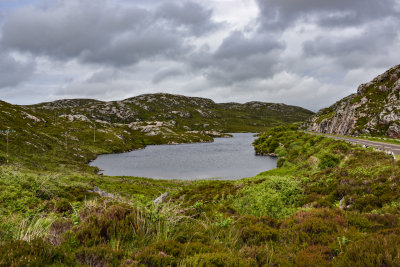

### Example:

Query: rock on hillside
xmin=306 ymin=65 xmax=400 ymax=138
xmin=29 ymin=93 xmax=313 ymax=132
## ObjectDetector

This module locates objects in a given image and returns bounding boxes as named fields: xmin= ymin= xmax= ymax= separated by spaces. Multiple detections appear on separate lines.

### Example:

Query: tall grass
xmin=18 ymin=216 xmax=55 ymax=242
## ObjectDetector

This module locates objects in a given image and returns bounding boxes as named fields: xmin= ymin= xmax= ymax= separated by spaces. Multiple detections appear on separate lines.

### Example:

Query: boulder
xmin=153 ymin=192 xmax=169 ymax=205
xmin=387 ymin=123 xmax=400 ymax=138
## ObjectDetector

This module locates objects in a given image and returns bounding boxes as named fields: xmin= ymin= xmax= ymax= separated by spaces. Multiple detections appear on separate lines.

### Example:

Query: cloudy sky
xmin=0 ymin=0 xmax=399 ymax=111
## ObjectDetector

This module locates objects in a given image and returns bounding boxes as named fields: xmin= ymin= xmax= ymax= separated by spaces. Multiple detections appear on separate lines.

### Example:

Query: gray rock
xmin=153 ymin=192 xmax=169 ymax=205
xmin=339 ymin=197 xmax=345 ymax=209
xmin=387 ymin=123 xmax=400 ymax=139
xmin=89 ymin=186 xmax=115 ymax=199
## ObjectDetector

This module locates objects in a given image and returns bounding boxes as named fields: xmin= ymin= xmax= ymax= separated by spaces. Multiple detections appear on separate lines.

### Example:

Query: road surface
xmin=306 ymin=132 xmax=400 ymax=156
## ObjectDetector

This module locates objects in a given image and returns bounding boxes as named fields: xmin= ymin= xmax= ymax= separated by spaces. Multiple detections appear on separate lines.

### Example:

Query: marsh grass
xmin=18 ymin=216 xmax=55 ymax=242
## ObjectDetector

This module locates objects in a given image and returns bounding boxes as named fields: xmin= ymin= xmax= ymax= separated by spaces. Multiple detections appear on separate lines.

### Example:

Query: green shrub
xmin=296 ymin=245 xmax=333 ymax=267
xmin=277 ymin=157 xmax=286 ymax=168
xmin=135 ymin=245 xmax=177 ymax=267
xmin=239 ymin=245 xmax=275 ymax=266
xmin=330 ymin=142 xmax=350 ymax=153
xmin=0 ymin=239 xmax=72 ymax=266
xmin=75 ymin=245 xmax=124 ymax=267
xmin=134 ymin=240 xmax=216 ymax=266
xmin=334 ymin=234 xmax=400 ymax=267
xmin=238 ymin=223 xmax=278 ymax=245
xmin=234 ymin=176 xmax=303 ymax=219
xmin=319 ymin=153 xmax=340 ymax=170
xmin=282 ymin=209 xmax=346 ymax=246
xmin=181 ymin=252 xmax=256 ymax=267
xmin=73 ymin=203 xmax=161 ymax=247
xmin=345 ymin=212 xmax=376 ymax=232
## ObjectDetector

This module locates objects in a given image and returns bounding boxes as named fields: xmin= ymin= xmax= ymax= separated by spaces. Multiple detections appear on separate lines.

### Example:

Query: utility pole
xmin=93 ymin=123 xmax=96 ymax=143
xmin=6 ymin=130 xmax=9 ymax=163
xmin=1 ymin=128 xmax=15 ymax=163
xmin=64 ymin=131 xmax=68 ymax=150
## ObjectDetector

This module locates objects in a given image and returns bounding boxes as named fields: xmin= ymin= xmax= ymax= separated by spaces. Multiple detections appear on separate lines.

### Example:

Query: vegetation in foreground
xmin=1 ymin=125 xmax=400 ymax=266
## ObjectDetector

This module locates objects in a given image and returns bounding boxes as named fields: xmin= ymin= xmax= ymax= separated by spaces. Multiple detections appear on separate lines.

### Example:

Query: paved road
xmin=307 ymin=132 xmax=400 ymax=156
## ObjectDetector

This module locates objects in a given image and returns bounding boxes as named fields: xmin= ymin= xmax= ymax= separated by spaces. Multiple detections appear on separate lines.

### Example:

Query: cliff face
xmin=307 ymin=65 xmax=400 ymax=138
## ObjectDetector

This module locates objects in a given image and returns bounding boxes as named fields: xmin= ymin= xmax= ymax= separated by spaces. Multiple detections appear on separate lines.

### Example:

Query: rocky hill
xmin=29 ymin=93 xmax=313 ymax=133
xmin=306 ymin=65 xmax=400 ymax=138
xmin=0 ymin=94 xmax=312 ymax=170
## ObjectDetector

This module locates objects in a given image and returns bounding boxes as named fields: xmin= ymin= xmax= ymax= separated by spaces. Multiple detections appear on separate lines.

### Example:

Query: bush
xmin=75 ymin=246 xmax=124 ymax=267
xmin=277 ymin=157 xmax=286 ymax=168
xmin=134 ymin=240 xmax=215 ymax=266
xmin=240 ymin=245 xmax=275 ymax=266
xmin=334 ymin=234 xmax=400 ymax=267
xmin=74 ymin=203 xmax=174 ymax=247
xmin=135 ymin=246 xmax=175 ymax=267
xmin=234 ymin=176 xmax=303 ymax=219
xmin=238 ymin=223 xmax=278 ymax=245
xmin=0 ymin=239 xmax=72 ymax=266
xmin=281 ymin=209 xmax=346 ymax=246
xmin=296 ymin=245 xmax=333 ymax=266
xmin=181 ymin=252 xmax=256 ymax=267
xmin=319 ymin=153 xmax=340 ymax=170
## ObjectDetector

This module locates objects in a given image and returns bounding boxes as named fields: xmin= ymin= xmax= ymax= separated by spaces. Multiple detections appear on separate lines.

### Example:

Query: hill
xmin=1 ymin=94 xmax=400 ymax=266
xmin=0 ymin=93 xmax=313 ymax=170
xmin=30 ymin=93 xmax=313 ymax=132
xmin=306 ymin=65 xmax=400 ymax=137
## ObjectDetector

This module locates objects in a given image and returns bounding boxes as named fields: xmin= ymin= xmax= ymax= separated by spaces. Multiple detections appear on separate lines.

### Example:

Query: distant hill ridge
xmin=0 ymin=93 xmax=313 ymax=169
xmin=306 ymin=65 xmax=400 ymax=138
xmin=28 ymin=93 xmax=314 ymax=132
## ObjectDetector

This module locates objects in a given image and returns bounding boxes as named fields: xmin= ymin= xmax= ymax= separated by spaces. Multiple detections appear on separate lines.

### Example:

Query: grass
xmin=18 ymin=216 xmax=55 ymax=242
xmin=1 ymin=96 xmax=400 ymax=266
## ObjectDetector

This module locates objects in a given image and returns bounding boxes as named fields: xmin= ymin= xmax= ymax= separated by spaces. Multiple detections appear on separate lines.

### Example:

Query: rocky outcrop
xmin=306 ymin=65 xmax=400 ymax=138
xmin=27 ymin=93 xmax=313 ymax=133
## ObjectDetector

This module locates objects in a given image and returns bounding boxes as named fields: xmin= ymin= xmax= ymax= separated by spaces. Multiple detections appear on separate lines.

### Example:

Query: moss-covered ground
xmin=1 ymin=112 xmax=400 ymax=266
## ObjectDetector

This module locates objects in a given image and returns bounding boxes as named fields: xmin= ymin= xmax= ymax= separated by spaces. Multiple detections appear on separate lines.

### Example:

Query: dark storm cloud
xmin=157 ymin=1 xmax=221 ymax=36
xmin=2 ymin=4 xmax=151 ymax=60
xmin=0 ymin=51 xmax=34 ymax=89
xmin=254 ymin=0 xmax=400 ymax=83
xmin=256 ymin=0 xmax=400 ymax=30
xmin=215 ymin=31 xmax=284 ymax=60
xmin=80 ymin=29 xmax=187 ymax=67
xmin=189 ymin=0 xmax=399 ymax=88
xmin=188 ymin=31 xmax=285 ymax=86
xmin=1 ymin=1 xmax=219 ymax=67
xmin=1 ymin=0 xmax=400 ymax=111
xmin=303 ymin=19 xmax=400 ymax=69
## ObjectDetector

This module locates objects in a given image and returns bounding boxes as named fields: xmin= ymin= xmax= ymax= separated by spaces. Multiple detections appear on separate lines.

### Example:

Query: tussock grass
xmin=18 ymin=216 xmax=55 ymax=242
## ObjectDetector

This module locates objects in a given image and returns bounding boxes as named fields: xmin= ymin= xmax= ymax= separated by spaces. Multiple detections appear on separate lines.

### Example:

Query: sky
xmin=0 ymin=0 xmax=399 ymax=111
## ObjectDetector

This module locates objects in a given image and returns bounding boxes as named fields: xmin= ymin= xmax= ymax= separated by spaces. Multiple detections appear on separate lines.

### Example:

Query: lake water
xmin=90 ymin=133 xmax=277 ymax=180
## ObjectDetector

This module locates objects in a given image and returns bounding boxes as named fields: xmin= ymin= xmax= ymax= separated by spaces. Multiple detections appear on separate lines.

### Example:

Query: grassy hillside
xmin=0 ymin=94 xmax=312 ymax=171
xmin=29 ymin=93 xmax=314 ymax=133
xmin=1 ymin=123 xmax=400 ymax=266
xmin=0 ymin=99 xmax=218 ymax=172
